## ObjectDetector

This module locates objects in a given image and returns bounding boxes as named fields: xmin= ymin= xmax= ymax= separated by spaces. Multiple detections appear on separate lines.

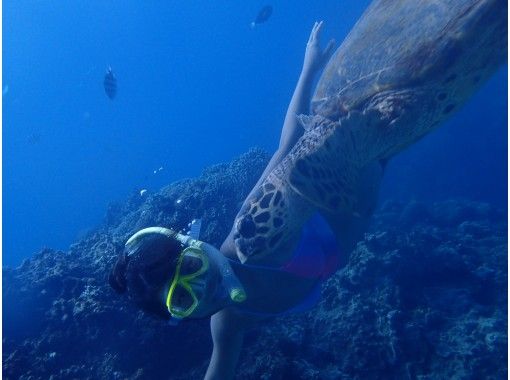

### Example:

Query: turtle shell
xmin=312 ymin=0 xmax=507 ymax=121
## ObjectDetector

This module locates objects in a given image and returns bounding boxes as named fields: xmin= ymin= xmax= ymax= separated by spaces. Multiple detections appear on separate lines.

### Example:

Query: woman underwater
xmin=110 ymin=21 xmax=383 ymax=379
xmin=110 ymin=22 xmax=382 ymax=379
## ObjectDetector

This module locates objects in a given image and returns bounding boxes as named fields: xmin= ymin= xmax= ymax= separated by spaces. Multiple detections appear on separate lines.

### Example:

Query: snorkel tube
xmin=207 ymin=242 xmax=247 ymax=304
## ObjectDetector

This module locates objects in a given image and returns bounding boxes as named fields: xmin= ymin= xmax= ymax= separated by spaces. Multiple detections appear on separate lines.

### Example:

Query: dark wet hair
xmin=109 ymin=230 xmax=183 ymax=320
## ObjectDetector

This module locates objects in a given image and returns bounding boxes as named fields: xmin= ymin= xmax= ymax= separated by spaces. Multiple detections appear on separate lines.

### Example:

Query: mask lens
xmin=180 ymin=254 xmax=205 ymax=276
xmin=171 ymin=284 xmax=195 ymax=311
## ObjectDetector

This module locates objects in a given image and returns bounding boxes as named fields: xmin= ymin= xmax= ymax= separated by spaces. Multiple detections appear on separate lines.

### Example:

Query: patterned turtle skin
xmin=233 ymin=0 xmax=507 ymax=265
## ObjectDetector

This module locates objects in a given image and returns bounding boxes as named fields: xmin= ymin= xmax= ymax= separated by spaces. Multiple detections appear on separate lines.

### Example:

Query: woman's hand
xmin=302 ymin=21 xmax=335 ymax=76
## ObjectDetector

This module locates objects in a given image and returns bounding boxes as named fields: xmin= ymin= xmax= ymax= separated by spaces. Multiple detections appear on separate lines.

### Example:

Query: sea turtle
xmin=233 ymin=0 xmax=507 ymax=265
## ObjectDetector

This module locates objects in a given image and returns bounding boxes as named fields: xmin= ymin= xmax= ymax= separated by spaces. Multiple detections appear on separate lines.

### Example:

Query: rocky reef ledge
xmin=3 ymin=149 xmax=507 ymax=380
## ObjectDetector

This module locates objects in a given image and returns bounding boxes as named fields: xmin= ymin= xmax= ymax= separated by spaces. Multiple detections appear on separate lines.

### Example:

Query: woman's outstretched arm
xmin=256 ymin=22 xmax=335 ymax=182
xmin=205 ymin=309 xmax=245 ymax=380
xmin=205 ymin=308 xmax=261 ymax=380
xmin=221 ymin=21 xmax=334 ymax=255
xmin=279 ymin=21 xmax=334 ymax=153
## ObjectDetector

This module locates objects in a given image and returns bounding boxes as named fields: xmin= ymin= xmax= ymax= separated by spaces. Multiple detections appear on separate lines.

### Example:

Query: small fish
xmin=251 ymin=5 xmax=273 ymax=29
xmin=103 ymin=67 xmax=117 ymax=100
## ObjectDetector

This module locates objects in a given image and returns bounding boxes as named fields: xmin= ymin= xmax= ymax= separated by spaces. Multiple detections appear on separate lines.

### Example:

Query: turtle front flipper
xmin=233 ymin=170 xmax=315 ymax=266
xmin=232 ymin=110 xmax=387 ymax=266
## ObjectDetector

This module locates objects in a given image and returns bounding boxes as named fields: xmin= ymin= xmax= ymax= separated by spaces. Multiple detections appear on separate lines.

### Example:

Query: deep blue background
xmin=3 ymin=1 xmax=507 ymax=267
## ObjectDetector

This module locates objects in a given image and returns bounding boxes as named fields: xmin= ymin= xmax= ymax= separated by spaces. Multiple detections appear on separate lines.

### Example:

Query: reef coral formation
xmin=3 ymin=149 xmax=507 ymax=379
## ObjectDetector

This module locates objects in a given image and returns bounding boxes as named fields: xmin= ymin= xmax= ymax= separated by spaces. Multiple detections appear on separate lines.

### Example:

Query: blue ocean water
xmin=3 ymin=0 xmax=507 ymax=268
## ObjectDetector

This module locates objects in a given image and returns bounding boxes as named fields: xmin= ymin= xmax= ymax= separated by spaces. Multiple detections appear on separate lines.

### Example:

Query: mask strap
xmin=125 ymin=227 xmax=177 ymax=256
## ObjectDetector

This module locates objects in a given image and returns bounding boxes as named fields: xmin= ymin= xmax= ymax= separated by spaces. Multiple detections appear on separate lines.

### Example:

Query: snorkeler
xmin=109 ymin=21 xmax=383 ymax=379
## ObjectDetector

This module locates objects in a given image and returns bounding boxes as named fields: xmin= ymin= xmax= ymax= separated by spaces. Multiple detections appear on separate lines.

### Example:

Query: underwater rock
xmin=3 ymin=149 xmax=269 ymax=380
xmin=233 ymin=199 xmax=507 ymax=380
xmin=429 ymin=200 xmax=496 ymax=227
xmin=398 ymin=200 xmax=431 ymax=226
xmin=3 ymin=148 xmax=507 ymax=380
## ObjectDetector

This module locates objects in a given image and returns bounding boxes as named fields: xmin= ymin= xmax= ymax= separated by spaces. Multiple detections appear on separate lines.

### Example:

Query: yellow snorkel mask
xmin=126 ymin=226 xmax=246 ymax=321
xmin=166 ymin=244 xmax=210 ymax=318
xmin=166 ymin=234 xmax=247 ymax=319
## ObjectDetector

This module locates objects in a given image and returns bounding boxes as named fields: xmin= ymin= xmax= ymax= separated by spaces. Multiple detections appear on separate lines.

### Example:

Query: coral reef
xmin=236 ymin=199 xmax=507 ymax=380
xmin=3 ymin=150 xmax=507 ymax=380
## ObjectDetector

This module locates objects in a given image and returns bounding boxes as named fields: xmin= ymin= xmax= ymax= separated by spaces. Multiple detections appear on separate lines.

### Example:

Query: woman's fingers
xmin=308 ymin=21 xmax=318 ymax=44
xmin=308 ymin=20 xmax=324 ymax=46
xmin=315 ymin=21 xmax=324 ymax=39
